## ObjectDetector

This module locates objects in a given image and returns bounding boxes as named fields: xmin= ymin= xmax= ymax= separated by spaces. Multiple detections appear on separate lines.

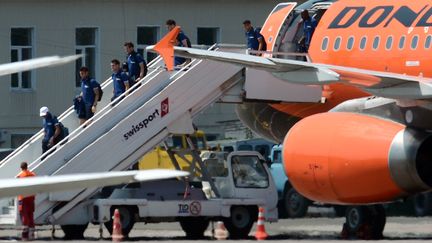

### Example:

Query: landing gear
xmin=341 ymin=205 xmax=386 ymax=240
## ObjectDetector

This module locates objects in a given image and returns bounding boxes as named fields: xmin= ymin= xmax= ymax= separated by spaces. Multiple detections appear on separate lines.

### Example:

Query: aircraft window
xmin=359 ymin=36 xmax=367 ymax=50
xmin=334 ymin=36 xmax=342 ymax=51
xmin=411 ymin=35 xmax=419 ymax=50
xmin=399 ymin=36 xmax=406 ymax=50
xmin=321 ymin=37 xmax=329 ymax=51
xmin=425 ymin=35 xmax=432 ymax=49
xmin=372 ymin=36 xmax=380 ymax=50
xmin=347 ymin=36 xmax=354 ymax=50
xmin=385 ymin=36 xmax=393 ymax=50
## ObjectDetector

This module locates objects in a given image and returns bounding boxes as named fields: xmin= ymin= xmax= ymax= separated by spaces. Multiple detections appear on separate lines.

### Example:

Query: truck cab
xmin=269 ymin=144 xmax=311 ymax=218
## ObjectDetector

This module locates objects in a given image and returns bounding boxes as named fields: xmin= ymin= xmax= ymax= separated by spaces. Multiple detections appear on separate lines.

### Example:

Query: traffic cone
xmin=254 ymin=207 xmax=268 ymax=240
xmin=214 ymin=221 xmax=229 ymax=240
xmin=111 ymin=209 xmax=124 ymax=242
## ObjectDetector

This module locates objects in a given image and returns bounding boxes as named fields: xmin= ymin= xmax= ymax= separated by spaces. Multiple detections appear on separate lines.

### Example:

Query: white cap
xmin=39 ymin=106 xmax=49 ymax=117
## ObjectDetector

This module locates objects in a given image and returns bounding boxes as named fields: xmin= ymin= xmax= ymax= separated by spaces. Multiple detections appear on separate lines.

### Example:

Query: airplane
xmin=149 ymin=0 xmax=432 ymax=239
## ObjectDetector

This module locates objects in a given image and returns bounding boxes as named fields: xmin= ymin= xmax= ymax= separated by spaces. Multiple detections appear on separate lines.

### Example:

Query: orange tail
xmin=153 ymin=26 xmax=180 ymax=71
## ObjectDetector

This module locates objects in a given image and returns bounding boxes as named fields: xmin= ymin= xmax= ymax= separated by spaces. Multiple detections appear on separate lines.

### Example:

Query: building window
xmin=385 ymin=36 xmax=393 ymax=50
xmin=11 ymin=28 xmax=34 ymax=90
xmin=197 ymin=27 xmax=219 ymax=46
xmin=360 ymin=36 xmax=367 ymax=50
xmin=411 ymin=35 xmax=419 ymax=50
xmin=75 ymin=27 xmax=98 ymax=87
xmin=321 ymin=37 xmax=329 ymax=51
xmin=372 ymin=36 xmax=380 ymax=50
xmin=137 ymin=26 xmax=160 ymax=63
xmin=347 ymin=36 xmax=354 ymax=50
xmin=333 ymin=36 xmax=342 ymax=51
xmin=399 ymin=36 xmax=406 ymax=50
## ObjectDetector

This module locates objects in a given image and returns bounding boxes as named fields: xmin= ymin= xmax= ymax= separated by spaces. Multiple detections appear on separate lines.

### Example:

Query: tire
xmin=61 ymin=223 xmax=88 ymax=240
xmin=179 ymin=217 xmax=209 ymax=239
xmin=223 ymin=206 xmax=256 ymax=239
xmin=345 ymin=206 xmax=366 ymax=234
xmin=370 ymin=205 xmax=386 ymax=238
xmin=283 ymin=187 xmax=309 ymax=218
xmin=104 ymin=206 xmax=136 ymax=237
xmin=413 ymin=192 xmax=432 ymax=216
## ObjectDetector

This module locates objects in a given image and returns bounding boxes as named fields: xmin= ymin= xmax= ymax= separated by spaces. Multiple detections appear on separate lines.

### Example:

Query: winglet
xmin=153 ymin=26 xmax=181 ymax=71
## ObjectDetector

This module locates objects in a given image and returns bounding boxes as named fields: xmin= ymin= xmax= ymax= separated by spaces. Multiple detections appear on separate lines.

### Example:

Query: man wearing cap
xmin=17 ymin=162 xmax=36 ymax=240
xmin=40 ymin=106 xmax=61 ymax=154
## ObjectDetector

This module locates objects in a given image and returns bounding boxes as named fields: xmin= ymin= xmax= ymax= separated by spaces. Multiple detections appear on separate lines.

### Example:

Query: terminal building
xmin=0 ymin=0 xmax=305 ymax=148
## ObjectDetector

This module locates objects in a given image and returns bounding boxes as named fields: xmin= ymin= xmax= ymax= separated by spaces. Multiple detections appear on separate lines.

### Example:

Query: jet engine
xmin=283 ymin=112 xmax=432 ymax=204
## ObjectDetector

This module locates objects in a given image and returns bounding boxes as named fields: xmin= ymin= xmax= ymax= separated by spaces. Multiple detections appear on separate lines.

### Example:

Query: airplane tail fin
xmin=153 ymin=26 xmax=180 ymax=71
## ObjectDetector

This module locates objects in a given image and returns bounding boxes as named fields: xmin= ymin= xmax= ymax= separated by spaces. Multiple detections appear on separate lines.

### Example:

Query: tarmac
xmin=0 ymin=213 xmax=431 ymax=242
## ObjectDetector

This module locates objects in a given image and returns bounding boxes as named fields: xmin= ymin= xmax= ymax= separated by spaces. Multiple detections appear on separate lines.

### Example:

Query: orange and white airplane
xmin=151 ymin=0 xmax=432 ymax=239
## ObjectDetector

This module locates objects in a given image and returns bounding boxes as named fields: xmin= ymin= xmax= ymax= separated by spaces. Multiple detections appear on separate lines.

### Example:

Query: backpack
xmin=59 ymin=122 xmax=69 ymax=144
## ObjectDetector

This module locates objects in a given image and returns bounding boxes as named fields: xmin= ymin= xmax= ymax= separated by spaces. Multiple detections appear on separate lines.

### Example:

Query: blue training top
xmin=42 ymin=112 xmax=59 ymax=142
xmin=112 ymin=71 xmax=130 ymax=99
xmin=81 ymin=78 xmax=99 ymax=105
xmin=127 ymin=51 xmax=145 ymax=79
xmin=245 ymin=27 xmax=260 ymax=50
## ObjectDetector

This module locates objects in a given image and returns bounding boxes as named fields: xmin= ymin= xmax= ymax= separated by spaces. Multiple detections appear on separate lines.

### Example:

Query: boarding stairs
xmin=0 ymin=46 xmax=246 ymax=225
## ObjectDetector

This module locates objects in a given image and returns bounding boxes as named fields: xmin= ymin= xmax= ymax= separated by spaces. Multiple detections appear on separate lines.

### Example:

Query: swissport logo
xmin=123 ymin=98 xmax=169 ymax=141
xmin=161 ymin=98 xmax=169 ymax=117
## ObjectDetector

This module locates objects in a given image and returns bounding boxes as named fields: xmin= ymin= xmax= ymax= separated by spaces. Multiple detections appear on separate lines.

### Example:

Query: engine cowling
xmin=283 ymin=112 xmax=432 ymax=205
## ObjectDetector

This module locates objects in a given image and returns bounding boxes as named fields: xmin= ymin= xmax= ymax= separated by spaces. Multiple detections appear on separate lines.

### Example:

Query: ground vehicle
xmin=138 ymin=130 xmax=207 ymax=171
xmin=92 ymin=151 xmax=278 ymax=239
xmin=269 ymin=145 xmax=311 ymax=218
xmin=207 ymin=138 xmax=275 ymax=159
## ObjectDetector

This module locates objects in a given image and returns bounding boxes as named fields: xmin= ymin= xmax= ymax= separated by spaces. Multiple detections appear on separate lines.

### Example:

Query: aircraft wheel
xmin=179 ymin=217 xmax=209 ymax=239
xmin=104 ymin=206 xmax=136 ymax=237
xmin=224 ymin=206 xmax=256 ymax=239
xmin=342 ymin=205 xmax=385 ymax=240
xmin=61 ymin=223 xmax=88 ymax=239
xmin=414 ymin=192 xmax=432 ymax=216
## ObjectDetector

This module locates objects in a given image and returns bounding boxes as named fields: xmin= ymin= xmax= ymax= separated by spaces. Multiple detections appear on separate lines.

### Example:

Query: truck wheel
xmin=283 ymin=187 xmax=309 ymax=218
xmin=414 ymin=192 xmax=432 ymax=216
xmin=104 ymin=206 xmax=136 ymax=237
xmin=224 ymin=206 xmax=255 ymax=239
xmin=61 ymin=223 xmax=88 ymax=239
xmin=179 ymin=217 xmax=210 ymax=239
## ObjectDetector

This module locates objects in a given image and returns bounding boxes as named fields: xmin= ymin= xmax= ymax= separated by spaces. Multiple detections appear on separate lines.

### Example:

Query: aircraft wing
xmin=168 ymin=46 xmax=432 ymax=100
xmin=0 ymin=169 xmax=187 ymax=198
xmin=0 ymin=55 xmax=81 ymax=77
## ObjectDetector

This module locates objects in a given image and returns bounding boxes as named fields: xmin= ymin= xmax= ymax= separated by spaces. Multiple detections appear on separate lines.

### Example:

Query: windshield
xmin=231 ymin=155 xmax=269 ymax=188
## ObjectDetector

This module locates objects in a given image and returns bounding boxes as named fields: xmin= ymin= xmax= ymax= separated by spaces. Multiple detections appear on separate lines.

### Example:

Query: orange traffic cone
xmin=254 ymin=207 xmax=268 ymax=240
xmin=214 ymin=221 xmax=229 ymax=240
xmin=111 ymin=209 xmax=124 ymax=242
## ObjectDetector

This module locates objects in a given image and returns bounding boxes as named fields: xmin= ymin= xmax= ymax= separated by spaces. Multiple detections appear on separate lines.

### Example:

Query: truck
xmin=138 ymin=130 xmax=208 ymax=171
xmin=268 ymin=144 xmax=312 ymax=218
xmin=91 ymin=151 xmax=278 ymax=239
